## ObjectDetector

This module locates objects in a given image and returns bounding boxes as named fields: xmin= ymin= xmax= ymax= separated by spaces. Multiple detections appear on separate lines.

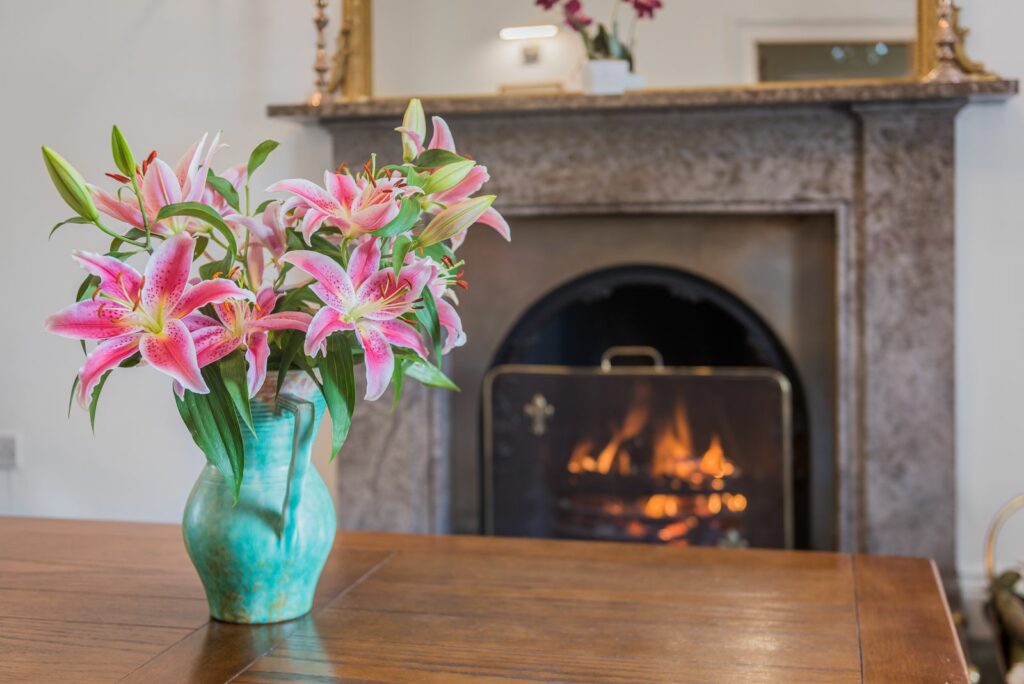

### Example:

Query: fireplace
xmin=483 ymin=265 xmax=802 ymax=549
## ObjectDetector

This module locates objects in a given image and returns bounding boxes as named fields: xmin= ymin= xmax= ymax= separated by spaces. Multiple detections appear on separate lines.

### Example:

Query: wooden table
xmin=0 ymin=517 xmax=966 ymax=683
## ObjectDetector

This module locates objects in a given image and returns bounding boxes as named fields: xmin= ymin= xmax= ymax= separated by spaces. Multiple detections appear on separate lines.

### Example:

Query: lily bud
xmin=110 ymin=126 xmax=136 ymax=179
xmin=400 ymin=98 xmax=426 ymax=163
xmin=419 ymin=195 xmax=495 ymax=247
xmin=420 ymin=160 xmax=476 ymax=196
xmin=42 ymin=146 xmax=99 ymax=222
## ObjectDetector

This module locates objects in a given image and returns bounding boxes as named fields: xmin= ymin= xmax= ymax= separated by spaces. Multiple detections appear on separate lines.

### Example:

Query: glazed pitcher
xmin=182 ymin=372 xmax=336 ymax=624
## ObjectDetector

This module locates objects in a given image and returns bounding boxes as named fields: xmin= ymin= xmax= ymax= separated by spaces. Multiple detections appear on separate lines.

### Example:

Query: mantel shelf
xmin=268 ymin=79 xmax=1017 ymax=122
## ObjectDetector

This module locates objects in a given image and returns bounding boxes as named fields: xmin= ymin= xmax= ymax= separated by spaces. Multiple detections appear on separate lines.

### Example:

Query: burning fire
xmin=564 ymin=391 xmax=747 ymax=545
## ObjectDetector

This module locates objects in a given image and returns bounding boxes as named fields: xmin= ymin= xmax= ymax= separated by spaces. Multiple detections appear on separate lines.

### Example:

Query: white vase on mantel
xmin=582 ymin=59 xmax=630 ymax=95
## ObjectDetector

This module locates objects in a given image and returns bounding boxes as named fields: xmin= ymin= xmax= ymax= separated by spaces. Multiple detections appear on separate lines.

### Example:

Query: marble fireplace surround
xmin=272 ymin=83 xmax=1017 ymax=588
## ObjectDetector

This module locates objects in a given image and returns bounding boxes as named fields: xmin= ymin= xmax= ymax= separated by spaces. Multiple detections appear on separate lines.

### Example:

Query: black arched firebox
xmin=483 ymin=265 xmax=812 ymax=549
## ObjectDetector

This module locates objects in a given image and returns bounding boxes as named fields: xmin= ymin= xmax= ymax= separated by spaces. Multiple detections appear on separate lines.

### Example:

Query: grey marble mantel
xmin=271 ymin=82 xmax=1015 ymax=588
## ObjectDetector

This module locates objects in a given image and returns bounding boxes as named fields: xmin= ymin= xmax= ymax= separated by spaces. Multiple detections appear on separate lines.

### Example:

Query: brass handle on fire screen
xmin=600 ymin=346 xmax=665 ymax=372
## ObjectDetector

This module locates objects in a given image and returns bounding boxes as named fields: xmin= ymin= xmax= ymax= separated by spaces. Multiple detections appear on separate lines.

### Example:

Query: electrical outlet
xmin=0 ymin=434 xmax=18 ymax=470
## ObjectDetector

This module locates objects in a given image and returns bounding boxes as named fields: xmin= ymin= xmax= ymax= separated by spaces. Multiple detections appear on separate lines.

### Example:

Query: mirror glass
xmin=372 ymin=0 xmax=917 ymax=97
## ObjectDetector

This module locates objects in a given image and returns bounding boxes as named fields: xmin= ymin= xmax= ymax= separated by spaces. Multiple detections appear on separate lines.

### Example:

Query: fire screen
xmin=484 ymin=360 xmax=792 ymax=548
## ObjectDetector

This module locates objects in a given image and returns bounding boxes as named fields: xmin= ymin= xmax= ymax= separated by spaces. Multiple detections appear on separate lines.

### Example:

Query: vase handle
xmin=276 ymin=393 xmax=316 ymax=547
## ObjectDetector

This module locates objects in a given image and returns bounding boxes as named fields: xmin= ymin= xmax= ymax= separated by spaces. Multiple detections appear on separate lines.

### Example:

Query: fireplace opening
xmin=482 ymin=265 xmax=812 ymax=549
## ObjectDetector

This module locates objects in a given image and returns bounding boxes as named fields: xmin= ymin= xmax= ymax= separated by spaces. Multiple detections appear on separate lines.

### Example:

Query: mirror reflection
xmin=372 ymin=0 xmax=917 ymax=96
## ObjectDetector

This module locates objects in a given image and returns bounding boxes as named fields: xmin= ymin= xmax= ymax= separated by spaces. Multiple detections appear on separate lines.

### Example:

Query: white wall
xmin=0 ymin=0 xmax=332 ymax=522
xmin=2 ymin=0 xmax=1022 ymax=627
xmin=956 ymin=0 xmax=1024 ymax=633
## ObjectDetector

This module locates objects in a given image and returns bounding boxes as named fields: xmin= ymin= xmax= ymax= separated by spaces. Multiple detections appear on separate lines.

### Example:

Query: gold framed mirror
xmin=318 ymin=0 xmax=998 ymax=103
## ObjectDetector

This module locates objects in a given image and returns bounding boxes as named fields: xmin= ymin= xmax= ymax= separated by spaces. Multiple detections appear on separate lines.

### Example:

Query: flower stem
xmin=128 ymin=176 xmax=152 ymax=252
xmin=93 ymin=218 xmax=148 ymax=249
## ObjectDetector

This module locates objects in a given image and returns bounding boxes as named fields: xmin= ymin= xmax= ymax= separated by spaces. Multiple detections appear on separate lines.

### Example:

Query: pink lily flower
xmin=266 ymin=171 xmax=403 ymax=244
xmin=416 ymin=254 xmax=467 ymax=354
xmin=185 ymin=288 xmax=312 ymax=397
xmin=226 ymin=200 xmax=291 ymax=287
xmin=46 ymin=232 xmax=253 ymax=405
xmin=88 ymin=133 xmax=223 ymax=235
xmin=397 ymin=116 xmax=510 ymax=249
xmin=282 ymin=237 xmax=433 ymax=401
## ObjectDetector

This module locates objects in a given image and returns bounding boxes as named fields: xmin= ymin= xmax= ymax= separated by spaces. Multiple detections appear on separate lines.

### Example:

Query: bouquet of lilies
xmin=42 ymin=98 xmax=509 ymax=497
xmin=537 ymin=0 xmax=663 ymax=70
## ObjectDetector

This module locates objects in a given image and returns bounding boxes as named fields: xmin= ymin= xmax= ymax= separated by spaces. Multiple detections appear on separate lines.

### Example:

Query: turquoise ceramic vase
xmin=182 ymin=372 xmax=336 ymax=624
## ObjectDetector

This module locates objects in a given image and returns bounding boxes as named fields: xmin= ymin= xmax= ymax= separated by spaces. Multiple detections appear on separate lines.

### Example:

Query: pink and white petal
xmin=300 ymin=208 xmax=330 ymax=244
xmin=351 ymin=200 xmax=400 ymax=232
xmin=355 ymin=263 xmax=431 ymax=322
xmin=477 ymin=206 xmax=511 ymax=241
xmin=191 ymin=325 xmax=242 ymax=367
xmin=139 ymin=320 xmax=208 ymax=394
xmin=247 ymin=243 xmax=265 ymax=288
xmin=170 ymin=279 xmax=254 ymax=320
xmin=249 ymin=311 xmax=312 ymax=333
xmin=184 ymin=132 xmax=221 ymax=203
xmin=324 ymin=172 xmax=358 ymax=209
xmin=141 ymin=158 xmax=183 ymax=215
xmin=174 ymin=135 xmax=205 ymax=187
xmin=72 ymin=251 xmax=143 ymax=301
xmin=45 ymin=300 xmax=136 ymax=340
xmin=449 ymin=229 xmax=468 ymax=252
xmin=255 ymin=287 xmax=280 ymax=314
xmin=245 ymin=332 xmax=270 ymax=397
xmin=89 ymin=186 xmax=145 ymax=228
xmin=141 ymin=232 xmax=195 ymax=314
xmin=376 ymin=319 xmax=429 ymax=359
xmin=395 ymin=127 xmax=425 ymax=156
xmin=436 ymin=298 xmax=467 ymax=353
xmin=281 ymin=251 xmax=356 ymax=304
xmin=266 ymin=179 xmax=342 ymax=215
xmin=181 ymin=312 xmax=220 ymax=332
xmin=427 ymin=116 xmax=456 ymax=153
xmin=304 ymin=307 xmax=353 ymax=357
xmin=347 ymin=236 xmax=382 ymax=290
xmin=356 ymin=323 xmax=395 ymax=401
xmin=432 ymin=165 xmax=490 ymax=205
xmin=76 ymin=334 xmax=141 ymax=407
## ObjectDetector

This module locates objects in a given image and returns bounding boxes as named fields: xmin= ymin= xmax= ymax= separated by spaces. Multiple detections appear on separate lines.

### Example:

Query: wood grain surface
xmin=0 ymin=517 xmax=966 ymax=683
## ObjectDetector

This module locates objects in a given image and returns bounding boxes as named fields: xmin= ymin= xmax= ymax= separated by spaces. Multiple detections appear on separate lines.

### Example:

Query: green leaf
xmin=75 ymin=274 xmax=100 ymax=302
xmin=274 ymin=331 xmax=306 ymax=402
xmin=49 ymin=216 xmax=94 ymax=240
xmin=110 ymin=126 xmax=136 ymax=178
xmin=420 ymin=241 xmax=456 ymax=265
xmin=220 ymin=349 xmax=255 ymax=436
xmin=391 ymin=358 xmax=408 ymax=410
xmin=156 ymin=202 xmax=238 ymax=260
xmin=414 ymin=149 xmax=465 ymax=169
xmin=254 ymin=199 xmax=276 ymax=215
xmin=415 ymin=288 xmax=443 ymax=363
xmin=88 ymin=371 xmax=112 ymax=432
xmin=67 ymin=376 xmax=79 ymax=418
xmin=320 ymin=333 xmax=356 ymax=460
xmin=391 ymin=235 xmax=415 ymax=276
xmin=177 ymin=365 xmax=246 ymax=501
xmin=206 ymin=170 xmax=240 ymax=212
xmin=404 ymin=358 xmax=459 ymax=391
xmin=372 ymin=197 xmax=421 ymax=238
xmin=247 ymin=139 xmax=280 ymax=178
xmin=192 ymin=235 xmax=209 ymax=259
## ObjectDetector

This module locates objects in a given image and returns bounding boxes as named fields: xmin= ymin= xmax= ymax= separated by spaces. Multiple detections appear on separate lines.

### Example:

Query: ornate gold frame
xmin=312 ymin=0 xmax=998 ymax=101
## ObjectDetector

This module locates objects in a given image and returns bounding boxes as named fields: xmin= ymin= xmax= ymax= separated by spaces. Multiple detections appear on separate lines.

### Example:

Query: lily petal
xmin=432 ymin=165 xmax=490 ymax=205
xmin=376 ymin=319 xmax=429 ymax=359
xmin=89 ymin=185 xmax=145 ymax=228
xmin=139 ymin=319 xmax=208 ymax=394
xmin=141 ymin=232 xmax=194 ymax=314
xmin=350 ymin=201 xmax=400 ymax=233
xmin=304 ymin=306 xmax=353 ymax=357
xmin=478 ymin=206 xmax=511 ymax=241
xmin=347 ymin=236 xmax=382 ymax=290
xmin=266 ymin=179 xmax=342 ymax=215
xmin=248 ymin=311 xmax=312 ymax=333
xmin=77 ymin=334 xmax=141 ymax=407
xmin=325 ymin=171 xmax=358 ymax=208
xmin=182 ymin=312 xmax=220 ymax=332
xmin=436 ymin=298 xmax=467 ymax=353
xmin=245 ymin=331 xmax=271 ymax=397
xmin=141 ymin=158 xmax=182 ymax=215
xmin=46 ymin=299 xmax=135 ymax=340
xmin=427 ymin=116 xmax=456 ymax=153
xmin=171 ymin=279 xmax=253 ymax=320
xmin=356 ymin=323 xmax=395 ymax=401
xmin=191 ymin=325 xmax=242 ymax=367
xmin=72 ymin=251 xmax=142 ymax=302
xmin=282 ymin=251 xmax=356 ymax=307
